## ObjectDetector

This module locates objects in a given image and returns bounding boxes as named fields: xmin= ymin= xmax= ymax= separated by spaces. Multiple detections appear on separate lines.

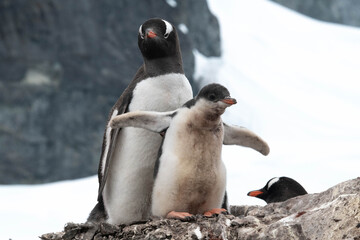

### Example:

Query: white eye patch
xmin=139 ymin=24 xmax=144 ymax=38
xmin=162 ymin=19 xmax=173 ymax=38
xmin=267 ymin=177 xmax=280 ymax=190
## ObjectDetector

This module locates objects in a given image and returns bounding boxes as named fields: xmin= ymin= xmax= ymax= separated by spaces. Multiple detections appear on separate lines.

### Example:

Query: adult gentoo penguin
xmin=110 ymin=83 xmax=270 ymax=219
xmin=247 ymin=176 xmax=307 ymax=204
xmin=87 ymin=18 xmax=193 ymax=224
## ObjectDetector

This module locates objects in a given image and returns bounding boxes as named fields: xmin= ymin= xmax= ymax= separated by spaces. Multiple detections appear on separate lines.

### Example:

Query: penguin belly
xmin=104 ymin=128 xmax=159 ymax=224
xmin=151 ymin=113 xmax=227 ymax=217
xmin=103 ymin=73 xmax=192 ymax=224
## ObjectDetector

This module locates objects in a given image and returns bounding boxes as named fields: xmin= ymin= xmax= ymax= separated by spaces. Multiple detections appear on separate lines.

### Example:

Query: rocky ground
xmin=41 ymin=177 xmax=360 ymax=240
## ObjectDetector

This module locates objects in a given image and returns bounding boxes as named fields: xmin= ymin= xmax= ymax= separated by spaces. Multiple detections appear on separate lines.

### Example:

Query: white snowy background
xmin=1 ymin=0 xmax=360 ymax=239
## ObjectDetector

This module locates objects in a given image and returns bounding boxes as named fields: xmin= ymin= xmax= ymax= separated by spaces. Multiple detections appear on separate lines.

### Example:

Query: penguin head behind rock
xmin=247 ymin=176 xmax=308 ymax=204
xmin=138 ymin=18 xmax=179 ymax=60
xmin=195 ymin=83 xmax=237 ymax=118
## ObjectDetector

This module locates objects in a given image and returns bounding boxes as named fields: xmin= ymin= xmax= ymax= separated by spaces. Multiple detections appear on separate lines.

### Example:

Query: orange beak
xmin=147 ymin=30 xmax=157 ymax=38
xmin=221 ymin=97 xmax=237 ymax=105
xmin=247 ymin=190 xmax=263 ymax=197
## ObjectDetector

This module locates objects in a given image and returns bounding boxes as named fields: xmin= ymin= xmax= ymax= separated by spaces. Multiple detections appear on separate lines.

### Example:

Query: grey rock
xmin=41 ymin=177 xmax=360 ymax=240
xmin=271 ymin=0 xmax=360 ymax=28
xmin=0 ymin=0 xmax=220 ymax=184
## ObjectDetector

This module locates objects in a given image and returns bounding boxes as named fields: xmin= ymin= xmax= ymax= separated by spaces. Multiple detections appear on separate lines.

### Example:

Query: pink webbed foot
xmin=203 ymin=208 xmax=227 ymax=217
xmin=166 ymin=211 xmax=195 ymax=221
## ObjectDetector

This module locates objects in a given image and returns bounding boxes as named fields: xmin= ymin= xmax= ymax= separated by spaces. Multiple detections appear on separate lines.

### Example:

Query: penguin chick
xmin=110 ymin=83 xmax=270 ymax=220
xmin=247 ymin=176 xmax=308 ymax=204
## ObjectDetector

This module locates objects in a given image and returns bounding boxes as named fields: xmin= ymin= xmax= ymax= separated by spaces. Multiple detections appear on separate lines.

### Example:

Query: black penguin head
xmin=197 ymin=83 xmax=236 ymax=105
xmin=192 ymin=83 xmax=236 ymax=117
xmin=247 ymin=177 xmax=308 ymax=204
xmin=138 ymin=18 xmax=179 ymax=60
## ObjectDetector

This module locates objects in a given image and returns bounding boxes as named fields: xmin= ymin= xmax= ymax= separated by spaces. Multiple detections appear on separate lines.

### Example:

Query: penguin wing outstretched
xmin=223 ymin=123 xmax=270 ymax=156
xmin=110 ymin=110 xmax=175 ymax=133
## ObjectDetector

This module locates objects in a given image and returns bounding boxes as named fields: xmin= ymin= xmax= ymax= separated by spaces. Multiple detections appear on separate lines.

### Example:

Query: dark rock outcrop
xmin=271 ymin=0 xmax=360 ymax=28
xmin=41 ymin=177 xmax=360 ymax=239
xmin=0 ymin=0 xmax=220 ymax=184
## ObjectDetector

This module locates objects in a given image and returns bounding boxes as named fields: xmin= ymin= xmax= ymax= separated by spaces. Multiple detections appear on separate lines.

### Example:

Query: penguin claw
xmin=203 ymin=208 xmax=228 ymax=217
xmin=166 ymin=211 xmax=195 ymax=221
xmin=183 ymin=215 xmax=196 ymax=222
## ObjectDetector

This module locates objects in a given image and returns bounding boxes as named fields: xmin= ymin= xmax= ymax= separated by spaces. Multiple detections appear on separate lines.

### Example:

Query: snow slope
xmin=203 ymin=0 xmax=360 ymax=206
xmin=0 ymin=177 xmax=98 ymax=239
xmin=1 ymin=0 xmax=360 ymax=239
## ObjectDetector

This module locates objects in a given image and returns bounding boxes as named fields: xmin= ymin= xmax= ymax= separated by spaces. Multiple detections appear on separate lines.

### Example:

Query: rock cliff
xmin=0 ymin=0 xmax=220 ymax=184
xmin=41 ymin=177 xmax=360 ymax=240
xmin=271 ymin=0 xmax=360 ymax=28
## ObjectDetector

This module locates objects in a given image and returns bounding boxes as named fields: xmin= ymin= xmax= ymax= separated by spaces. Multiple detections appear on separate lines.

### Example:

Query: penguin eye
xmin=139 ymin=25 xmax=144 ymax=39
xmin=164 ymin=32 xmax=170 ymax=39
xmin=209 ymin=94 xmax=216 ymax=101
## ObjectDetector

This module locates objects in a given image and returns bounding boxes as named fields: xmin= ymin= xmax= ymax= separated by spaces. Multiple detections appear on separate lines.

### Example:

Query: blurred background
xmin=1 ymin=0 xmax=360 ymax=239
xmin=0 ymin=0 xmax=220 ymax=184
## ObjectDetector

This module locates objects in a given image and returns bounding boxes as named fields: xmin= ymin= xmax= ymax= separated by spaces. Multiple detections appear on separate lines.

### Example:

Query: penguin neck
xmin=190 ymin=102 xmax=224 ymax=129
xmin=144 ymin=56 xmax=184 ymax=77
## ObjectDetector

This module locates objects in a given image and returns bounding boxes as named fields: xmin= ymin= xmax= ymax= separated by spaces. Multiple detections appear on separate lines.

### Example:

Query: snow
xmin=165 ymin=0 xmax=177 ymax=8
xmin=0 ymin=177 xmax=98 ymax=240
xmin=178 ymin=23 xmax=189 ymax=34
xmin=1 ymin=0 xmax=360 ymax=239
xmin=204 ymin=0 xmax=360 ymax=207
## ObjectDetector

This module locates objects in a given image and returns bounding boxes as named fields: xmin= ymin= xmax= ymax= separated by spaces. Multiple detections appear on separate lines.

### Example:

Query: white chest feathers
xmin=103 ymin=73 xmax=192 ymax=224
xmin=130 ymin=73 xmax=193 ymax=111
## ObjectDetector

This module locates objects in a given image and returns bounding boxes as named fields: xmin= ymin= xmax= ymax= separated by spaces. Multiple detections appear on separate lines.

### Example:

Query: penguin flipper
xmin=223 ymin=123 xmax=270 ymax=156
xmin=97 ymin=109 xmax=125 ymax=201
xmin=110 ymin=110 xmax=175 ymax=133
xmin=97 ymin=65 xmax=146 ymax=201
